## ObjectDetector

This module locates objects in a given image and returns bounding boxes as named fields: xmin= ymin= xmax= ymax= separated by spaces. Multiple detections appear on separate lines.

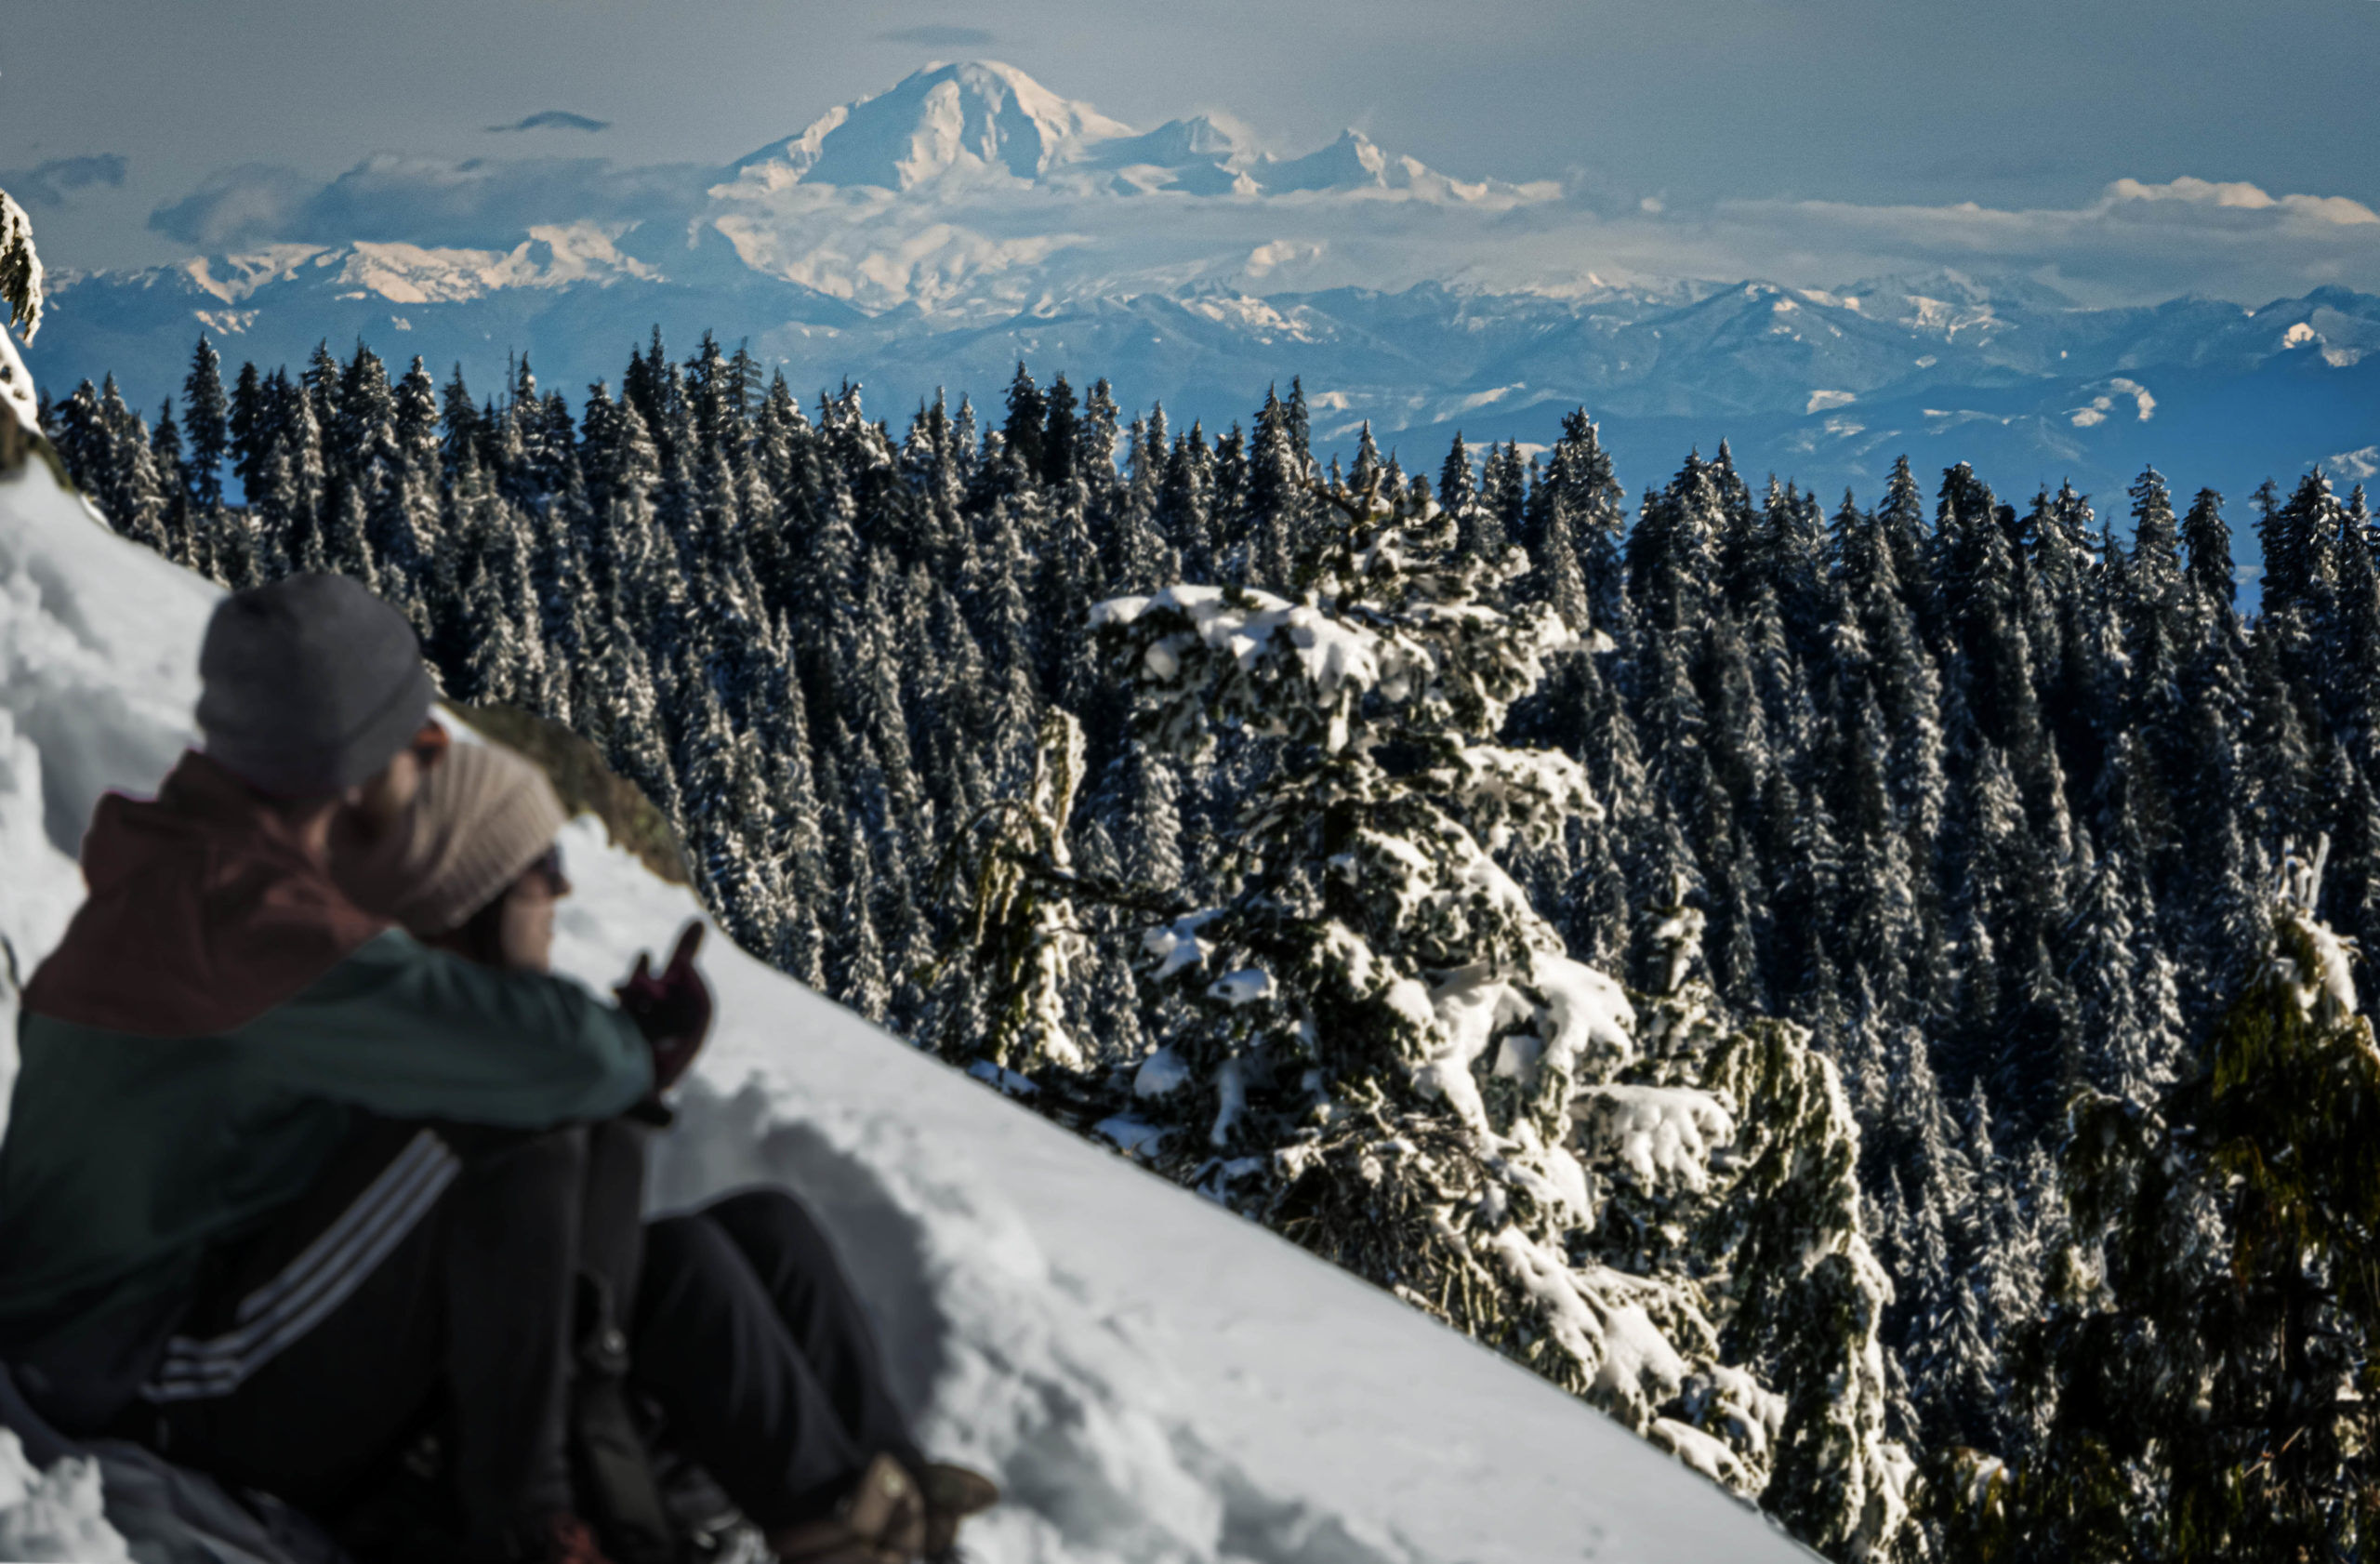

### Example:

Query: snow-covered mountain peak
xmin=1826 ymin=267 xmax=2081 ymax=330
xmin=1089 ymin=113 xmax=1249 ymax=166
xmin=2266 ymin=290 xmax=2380 ymax=367
xmin=171 ymin=226 xmax=660 ymax=315
xmin=1252 ymin=128 xmax=1388 ymax=192
xmin=694 ymin=63 xmax=1561 ymax=312
xmin=734 ymin=60 xmax=1135 ymax=192
xmin=722 ymin=62 xmax=1540 ymax=210
xmin=177 ymin=245 xmax=340 ymax=305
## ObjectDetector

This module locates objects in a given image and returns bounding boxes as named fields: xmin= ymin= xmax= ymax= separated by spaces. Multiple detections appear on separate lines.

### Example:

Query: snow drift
xmin=0 ymin=448 xmax=1812 ymax=1561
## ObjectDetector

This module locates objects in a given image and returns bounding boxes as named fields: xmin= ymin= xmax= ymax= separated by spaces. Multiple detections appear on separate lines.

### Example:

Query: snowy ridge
xmin=695 ymin=62 xmax=1557 ymax=315
xmin=26 ymin=60 xmax=2380 ymax=505
xmin=171 ymin=227 xmax=659 ymax=308
xmin=722 ymin=62 xmax=1542 ymax=205
xmin=0 ymin=453 xmax=1814 ymax=1559
xmin=38 ymin=242 xmax=2380 ymax=518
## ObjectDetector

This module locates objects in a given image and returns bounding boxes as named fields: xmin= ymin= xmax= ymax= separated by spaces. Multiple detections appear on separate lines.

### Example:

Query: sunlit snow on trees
xmin=946 ymin=474 xmax=1918 ymax=1558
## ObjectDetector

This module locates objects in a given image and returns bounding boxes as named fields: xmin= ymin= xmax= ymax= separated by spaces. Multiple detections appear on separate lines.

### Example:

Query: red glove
xmin=615 ymin=921 xmax=711 ymax=1092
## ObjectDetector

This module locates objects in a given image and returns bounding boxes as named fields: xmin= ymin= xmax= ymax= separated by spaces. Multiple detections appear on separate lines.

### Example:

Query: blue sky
xmin=5 ymin=0 xmax=2378 ymax=298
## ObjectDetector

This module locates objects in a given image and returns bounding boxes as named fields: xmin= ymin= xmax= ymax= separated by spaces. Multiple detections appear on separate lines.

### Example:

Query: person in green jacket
xmin=0 ymin=574 xmax=703 ymax=1564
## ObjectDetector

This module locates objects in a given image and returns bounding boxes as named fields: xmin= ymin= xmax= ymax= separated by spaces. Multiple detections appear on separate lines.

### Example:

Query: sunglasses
xmin=525 ymin=842 xmax=568 ymax=891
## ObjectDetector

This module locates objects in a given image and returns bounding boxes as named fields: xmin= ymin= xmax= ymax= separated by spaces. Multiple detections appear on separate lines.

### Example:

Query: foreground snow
xmin=0 ymin=453 xmax=1812 ymax=1561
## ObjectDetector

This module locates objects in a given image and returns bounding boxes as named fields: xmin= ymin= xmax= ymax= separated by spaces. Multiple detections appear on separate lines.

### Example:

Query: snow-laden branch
xmin=0 ymin=187 xmax=45 ymax=440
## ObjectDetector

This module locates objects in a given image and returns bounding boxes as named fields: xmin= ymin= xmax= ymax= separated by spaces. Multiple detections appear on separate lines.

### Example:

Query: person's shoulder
xmin=256 ymin=927 xmax=445 ymax=1014
xmin=285 ymin=931 xmax=598 ymax=1011
xmin=11 ymin=1006 xmax=245 ymax=1092
xmin=12 ymin=1005 xmax=104 ymax=1051
xmin=227 ymin=930 xmax=462 ymax=1051
xmin=309 ymin=925 xmax=428 ymax=978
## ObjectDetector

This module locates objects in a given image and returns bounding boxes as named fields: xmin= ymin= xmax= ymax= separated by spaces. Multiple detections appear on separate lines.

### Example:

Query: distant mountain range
xmin=24 ymin=60 xmax=2380 ymax=518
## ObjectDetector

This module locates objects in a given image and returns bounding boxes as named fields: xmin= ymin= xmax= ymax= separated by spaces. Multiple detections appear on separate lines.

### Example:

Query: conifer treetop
xmin=939 ymin=706 xmax=1093 ymax=1073
xmin=0 ymin=186 xmax=44 ymax=439
xmin=1 ymin=187 xmax=41 ymax=346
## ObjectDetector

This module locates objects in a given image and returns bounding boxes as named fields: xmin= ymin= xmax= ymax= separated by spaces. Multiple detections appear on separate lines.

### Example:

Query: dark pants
xmin=133 ymin=1119 xmax=916 ymax=1550
xmin=138 ymin=1121 xmax=587 ymax=1554
xmin=636 ymin=1189 xmax=924 ymax=1532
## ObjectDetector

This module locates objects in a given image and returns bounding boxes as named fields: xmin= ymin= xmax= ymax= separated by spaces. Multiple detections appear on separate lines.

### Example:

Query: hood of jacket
xmin=20 ymin=751 xmax=389 ymax=1037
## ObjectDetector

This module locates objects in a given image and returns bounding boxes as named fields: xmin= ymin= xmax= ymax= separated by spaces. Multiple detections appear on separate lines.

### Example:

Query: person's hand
xmin=614 ymin=921 xmax=711 ymax=1091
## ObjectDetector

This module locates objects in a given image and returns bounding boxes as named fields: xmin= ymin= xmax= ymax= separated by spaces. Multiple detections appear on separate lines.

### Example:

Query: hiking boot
xmin=917 ymin=1463 xmax=999 ymax=1559
xmin=543 ymin=1513 xmax=617 ymax=1564
xmin=479 ymin=1511 xmax=615 ymax=1564
xmin=768 ymin=1454 xmax=926 ymax=1563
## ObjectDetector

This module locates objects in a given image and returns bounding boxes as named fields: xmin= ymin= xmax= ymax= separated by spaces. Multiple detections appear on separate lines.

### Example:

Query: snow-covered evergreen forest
xmin=41 ymin=329 xmax=2380 ymax=1559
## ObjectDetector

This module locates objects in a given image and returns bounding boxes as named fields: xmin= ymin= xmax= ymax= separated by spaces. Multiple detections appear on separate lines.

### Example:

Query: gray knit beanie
xmin=197 ymin=573 xmax=436 ymax=797
xmin=340 ymin=742 xmax=570 ymax=938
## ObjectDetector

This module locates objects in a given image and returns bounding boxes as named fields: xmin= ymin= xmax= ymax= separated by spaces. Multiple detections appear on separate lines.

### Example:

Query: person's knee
xmin=632 ymin=1213 xmax=751 ymax=1332
xmin=584 ymin=1118 xmax=648 ymax=1168
xmin=443 ymin=1124 xmax=591 ymax=1221
xmin=636 ymin=1213 xmax=745 ymax=1310
xmin=641 ymin=1211 xmax=721 ymax=1274
xmin=705 ymin=1186 xmax=835 ymax=1268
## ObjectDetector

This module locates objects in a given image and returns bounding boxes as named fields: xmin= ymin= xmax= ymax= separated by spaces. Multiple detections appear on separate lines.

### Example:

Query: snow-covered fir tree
xmin=1939 ymin=839 xmax=2380 ymax=1562
xmin=940 ymin=706 xmax=1091 ymax=1074
xmin=944 ymin=474 xmax=1915 ymax=1557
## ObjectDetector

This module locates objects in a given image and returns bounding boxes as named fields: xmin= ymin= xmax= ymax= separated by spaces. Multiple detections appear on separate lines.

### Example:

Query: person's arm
xmin=240 ymin=929 xmax=653 ymax=1126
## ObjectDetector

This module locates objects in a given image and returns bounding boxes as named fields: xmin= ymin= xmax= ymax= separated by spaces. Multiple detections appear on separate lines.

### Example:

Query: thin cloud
xmin=149 ymin=153 xmax=709 ymax=252
xmin=701 ymin=160 xmax=2380 ymax=315
xmin=874 ymin=24 xmax=997 ymax=46
xmin=486 ymin=111 xmax=612 ymax=134
xmin=148 ymin=162 xmax=315 ymax=248
xmin=141 ymin=136 xmax=2380 ymax=309
xmin=0 ymin=154 xmax=128 ymax=208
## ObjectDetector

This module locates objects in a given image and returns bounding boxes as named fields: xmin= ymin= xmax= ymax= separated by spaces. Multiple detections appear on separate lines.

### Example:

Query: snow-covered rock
xmin=0 ymin=1428 xmax=129 ymax=1563
xmin=0 ymin=446 xmax=1816 ymax=1560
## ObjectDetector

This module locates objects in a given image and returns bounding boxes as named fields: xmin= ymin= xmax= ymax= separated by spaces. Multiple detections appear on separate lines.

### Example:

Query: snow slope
xmin=0 ymin=449 xmax=1812 ymax=1562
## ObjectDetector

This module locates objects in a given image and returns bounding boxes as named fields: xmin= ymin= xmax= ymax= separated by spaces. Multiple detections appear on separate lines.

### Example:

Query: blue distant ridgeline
xmin=32 ymin=258 xmax=2376 ymax=592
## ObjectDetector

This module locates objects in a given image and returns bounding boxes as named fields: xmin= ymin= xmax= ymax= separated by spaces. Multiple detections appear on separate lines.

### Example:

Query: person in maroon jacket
xmin=0 ymin=576 xmax=709 ymax=1564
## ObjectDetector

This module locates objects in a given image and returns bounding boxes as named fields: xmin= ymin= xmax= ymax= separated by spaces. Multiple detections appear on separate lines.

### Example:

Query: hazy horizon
xmin=6 ymin=2 xmax=2377 ymax=304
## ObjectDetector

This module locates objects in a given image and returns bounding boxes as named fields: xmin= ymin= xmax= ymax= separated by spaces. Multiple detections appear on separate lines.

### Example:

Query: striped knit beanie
xmin=344 ymin=742 xmax=569 ymax=937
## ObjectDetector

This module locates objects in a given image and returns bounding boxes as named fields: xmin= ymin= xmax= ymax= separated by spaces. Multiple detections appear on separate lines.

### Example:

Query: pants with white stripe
xmin=129 ymin=1119 xmax=922 ymax=1550
xmin=135 ymin=1119 xmax=591 ymax=1551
